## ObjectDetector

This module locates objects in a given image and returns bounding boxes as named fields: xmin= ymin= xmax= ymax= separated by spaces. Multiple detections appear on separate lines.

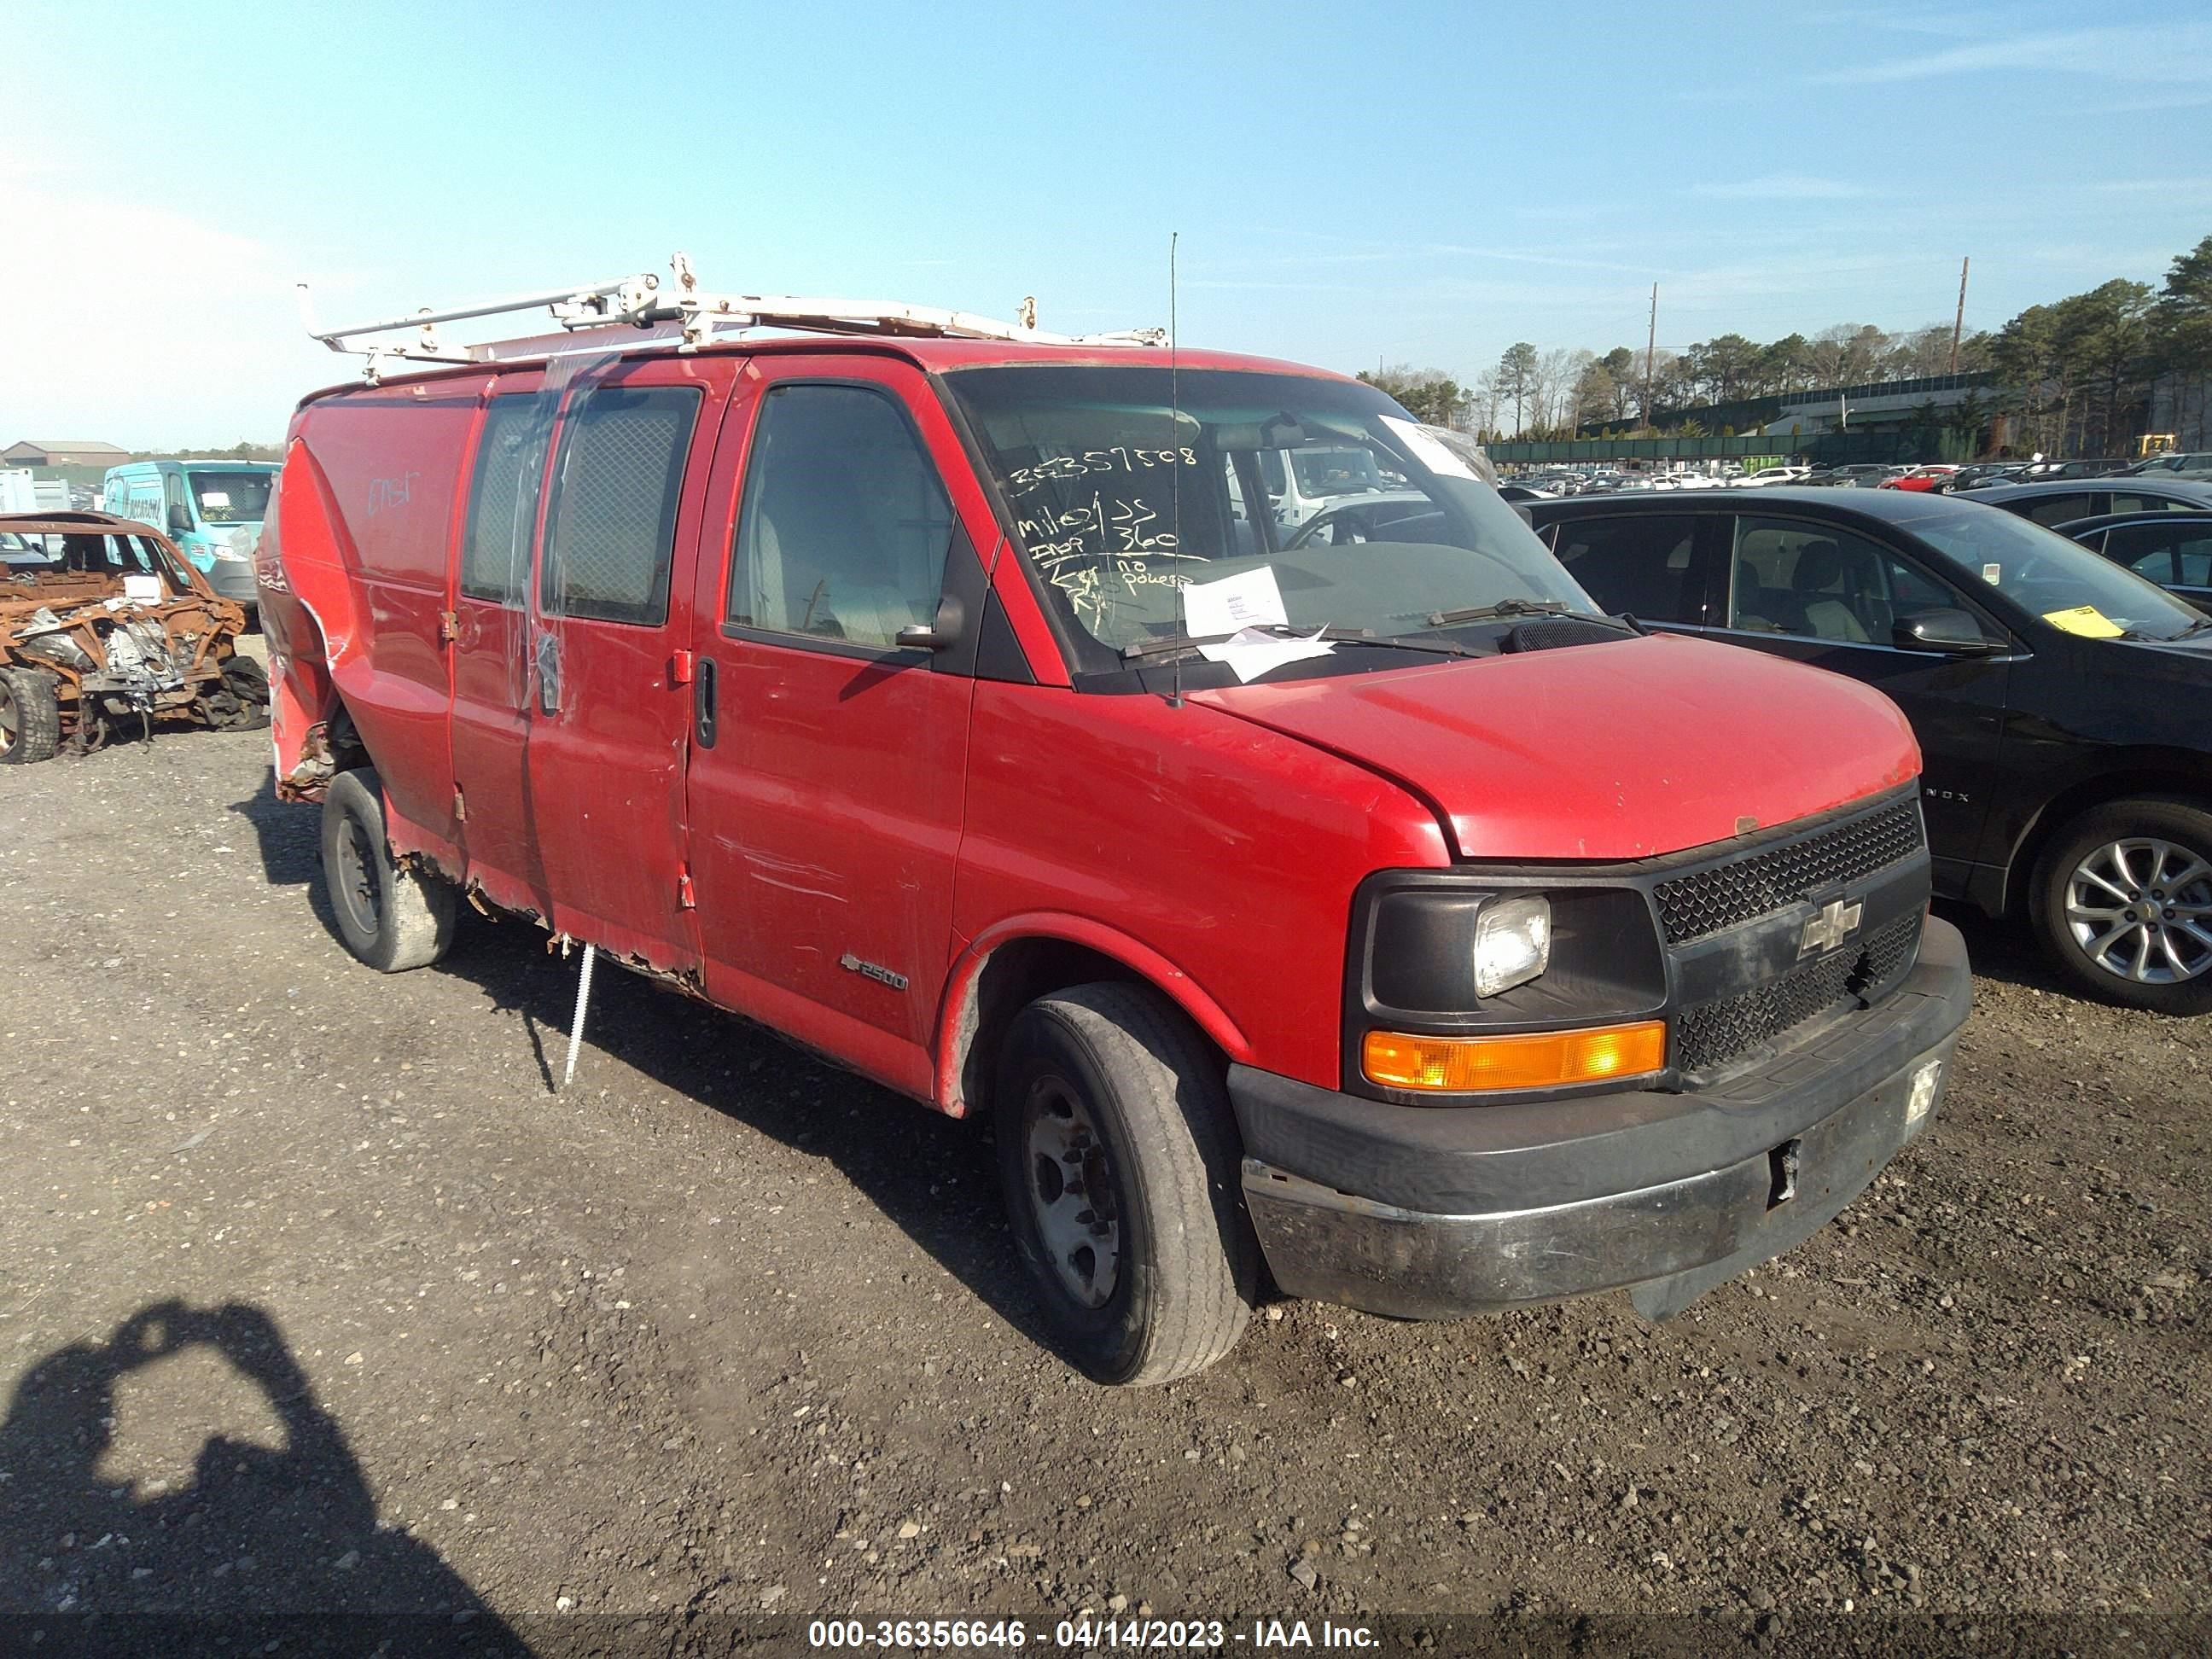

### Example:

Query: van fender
xmin=265 ymin=439 xmax=366 ymax=799
xmin=933 ymin=913 xmax=1254 ymax=1115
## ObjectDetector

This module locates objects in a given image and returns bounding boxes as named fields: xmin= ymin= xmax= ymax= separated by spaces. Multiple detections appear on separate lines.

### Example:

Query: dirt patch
xmin=0 ymin=735 xmax=2205 ymax=1637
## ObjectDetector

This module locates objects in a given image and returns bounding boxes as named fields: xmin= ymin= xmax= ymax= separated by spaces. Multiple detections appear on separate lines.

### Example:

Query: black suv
xmin=1527 ymin=487 xmax=2212 ymax=1014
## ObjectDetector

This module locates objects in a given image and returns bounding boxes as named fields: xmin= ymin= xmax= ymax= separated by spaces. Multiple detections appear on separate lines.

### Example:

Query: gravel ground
xmin=0 ymin=727 xmax=2206 ymax=1650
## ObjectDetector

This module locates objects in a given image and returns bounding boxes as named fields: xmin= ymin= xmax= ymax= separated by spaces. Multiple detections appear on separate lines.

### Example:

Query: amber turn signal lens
xmin=1362 ymin=1021 xmax=1667 ymax=1094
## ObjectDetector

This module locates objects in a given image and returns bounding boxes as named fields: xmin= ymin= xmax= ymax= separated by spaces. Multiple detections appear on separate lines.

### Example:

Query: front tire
xmin=2032 ymin=796 xmax=2212 ymax=1016
xmin=995 ymin=983 xmax=1258 ymax=1385
xmin=0 ymin=667 xmax=61 ymax=765
xmin=319 ymin=768 xmax=457 ymax=972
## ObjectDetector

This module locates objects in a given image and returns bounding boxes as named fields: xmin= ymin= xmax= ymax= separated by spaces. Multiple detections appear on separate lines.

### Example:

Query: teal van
xmin=100 ymin=460 xmax=277 ymax=613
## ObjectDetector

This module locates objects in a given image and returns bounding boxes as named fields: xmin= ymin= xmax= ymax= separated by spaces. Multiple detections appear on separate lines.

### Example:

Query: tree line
xmin=1363 ymin=231 xmax=2212 ymax=456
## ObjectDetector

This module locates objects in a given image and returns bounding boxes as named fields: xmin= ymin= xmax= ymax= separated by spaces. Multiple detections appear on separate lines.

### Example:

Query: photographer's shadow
xmin=0 ymin=1299 xmax=526 ymax=1650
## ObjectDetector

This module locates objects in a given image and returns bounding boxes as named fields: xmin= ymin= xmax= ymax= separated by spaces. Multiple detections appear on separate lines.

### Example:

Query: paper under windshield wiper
xmin=1122 ymin=625 xmax=1480 ymax=661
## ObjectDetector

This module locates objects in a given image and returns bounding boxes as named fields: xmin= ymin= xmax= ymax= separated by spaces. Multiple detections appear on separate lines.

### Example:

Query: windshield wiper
xmin=1424 ymin=599 xmax=1642 ymax=636
xmin=1425 ymin=598 xmax=1572 ymax=626
xmin=1122 ymin=624 xmax=1481 ymax=663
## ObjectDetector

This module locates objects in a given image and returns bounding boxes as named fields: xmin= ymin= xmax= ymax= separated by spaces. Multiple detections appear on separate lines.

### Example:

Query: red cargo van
xmin=261 ymin=288 xmax=1970 ymax=1383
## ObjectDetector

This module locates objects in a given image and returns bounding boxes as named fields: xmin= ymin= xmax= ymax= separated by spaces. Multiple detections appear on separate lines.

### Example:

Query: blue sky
xmin=4 ymin=0 xmax=2209 ymax=444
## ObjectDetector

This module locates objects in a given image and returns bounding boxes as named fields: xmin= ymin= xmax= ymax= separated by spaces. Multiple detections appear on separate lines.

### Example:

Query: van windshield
xmin=188 ymin=471 xmax=272 ymax=524
xmin=1910 ymin=505 xmax=2207 ymax=643
xmin=942 ymin=365 xmax=1593 ymax=659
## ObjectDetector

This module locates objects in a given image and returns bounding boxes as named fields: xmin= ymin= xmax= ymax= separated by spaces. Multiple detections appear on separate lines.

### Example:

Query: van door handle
xmin=695 ymin=655 xmax=717 ymax=748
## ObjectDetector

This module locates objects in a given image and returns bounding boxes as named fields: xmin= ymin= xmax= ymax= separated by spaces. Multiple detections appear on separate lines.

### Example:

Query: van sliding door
xmin=518 ymin=355 xmax=737 ymax=975
xmin=448 ymin=376 xmax=553 ymax=908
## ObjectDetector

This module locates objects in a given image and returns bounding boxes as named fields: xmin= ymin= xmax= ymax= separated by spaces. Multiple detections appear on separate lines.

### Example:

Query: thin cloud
xmin=1819 ymin=24 xmax=2212 ymax=84
xmin=1691 ymin=174 xmax=1871 ymax=201
xmin=2097 ymin=177 xmax=2212 ymax=194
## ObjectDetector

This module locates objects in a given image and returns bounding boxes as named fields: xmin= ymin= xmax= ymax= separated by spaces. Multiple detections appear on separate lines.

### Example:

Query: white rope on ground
xmin=560 ymin=942 xmax=596 ymax=1091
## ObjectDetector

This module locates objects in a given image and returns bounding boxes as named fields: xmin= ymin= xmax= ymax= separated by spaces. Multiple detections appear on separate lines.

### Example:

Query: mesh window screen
xmin=460 ymin=398 xmax=546 ymax=602
xmin=541 ymin=384 xmax=700 ymax=626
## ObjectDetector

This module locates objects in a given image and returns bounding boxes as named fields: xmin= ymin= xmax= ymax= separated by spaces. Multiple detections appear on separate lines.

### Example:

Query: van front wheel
xmin=320 ymin=768 xmax=457 ymax=972
xmin=995 ymin=983 xmax=1258 ymax=1385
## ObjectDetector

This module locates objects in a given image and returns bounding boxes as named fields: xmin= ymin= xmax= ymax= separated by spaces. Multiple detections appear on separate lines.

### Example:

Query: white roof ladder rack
xmin=299 ymin=252 xmax=1166 ymax=381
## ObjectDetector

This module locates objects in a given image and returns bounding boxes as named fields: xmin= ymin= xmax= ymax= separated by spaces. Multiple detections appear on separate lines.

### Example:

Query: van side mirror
xmin=1893 ymin=608 xmax=2003 ymax=655
xmin=166 ymin=504 xmax=192 ymax=536
xmin=895 ymin=594 xmax=965 ymax=653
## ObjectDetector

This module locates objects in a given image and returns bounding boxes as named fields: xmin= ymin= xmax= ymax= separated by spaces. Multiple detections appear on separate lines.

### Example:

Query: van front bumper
xmin=1231 ymin=916 xmax=1970 ymax=1322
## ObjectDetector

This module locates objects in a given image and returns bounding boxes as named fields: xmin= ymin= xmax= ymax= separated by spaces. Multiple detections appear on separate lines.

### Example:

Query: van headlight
xmin=1473 ymin=894 xmax=1551 ymax=998
xmin=1348 ymin=875 xmax=1668 ymax=1100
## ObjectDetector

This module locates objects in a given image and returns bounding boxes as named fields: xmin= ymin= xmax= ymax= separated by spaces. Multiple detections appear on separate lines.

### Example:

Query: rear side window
xmin=726 ymin=383 xmax=954 ymax=649
xmin=1551 ymin=515 xmax=1705 ymax=624
xmin=460 ymin=398 xmax=549 ymax=602
xmin=2110 ymin=521 xmax=2212 ymax=586
xmin=2109 ymin=492 xmax=2200 ymax=515
xmin=2020 ymin=492 xmax=2093 ymax=527
xmin=539 ymin=384 xmax=700 ymax=626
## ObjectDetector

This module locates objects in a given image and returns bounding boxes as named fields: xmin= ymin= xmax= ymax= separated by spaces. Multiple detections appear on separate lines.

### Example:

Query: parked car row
xmin=2124 ymin=450 xmax=2212 ymax=480
xmin=1944 ymin=457 xmax=2150 ymax=492
xmin=1502 ymin=466 xmax=1745 ymax=499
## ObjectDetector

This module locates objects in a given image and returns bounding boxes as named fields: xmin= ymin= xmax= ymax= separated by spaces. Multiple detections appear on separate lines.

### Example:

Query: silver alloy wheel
xmin=0 ymin=681 xmax=16 ymax=756
xmin=2064 ymin=836 xmax=2212 ymax=985
xmin=1022 ymin=1074 xmax=1121 ymax=1310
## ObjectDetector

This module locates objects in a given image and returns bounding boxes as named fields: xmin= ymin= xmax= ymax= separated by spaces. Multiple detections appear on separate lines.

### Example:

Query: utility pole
xmin=1644 ymin=283 xmax=1658 ymax=428
xmin=1948 ymin=256 xmax=1970 ymax=374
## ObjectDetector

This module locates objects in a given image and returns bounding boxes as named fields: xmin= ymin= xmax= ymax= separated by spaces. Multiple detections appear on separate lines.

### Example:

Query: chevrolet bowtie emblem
xmin=1800 ymin=897 xmax=1865 ymax=957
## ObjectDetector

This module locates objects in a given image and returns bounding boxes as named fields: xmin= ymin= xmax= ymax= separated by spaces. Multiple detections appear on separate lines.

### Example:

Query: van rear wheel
xmin=2032 ymin=796 xmax=2212 ymax=1016
xmin=320 ymin=767 xmax=457 ymax=972
xmin=995 ymin=983 xmax=1258 ymax=1385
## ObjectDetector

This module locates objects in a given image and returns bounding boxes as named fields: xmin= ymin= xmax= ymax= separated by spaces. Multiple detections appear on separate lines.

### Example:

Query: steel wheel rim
xmin=0 ymin=683 xmax=16 ymax=754
xmin=335 ymin=812 xmax=382 ymax=935
xmin=2065 ymin=836 xmax=2212 ymax=986
xmin=1021 ymin=1074 xmax=1121 ymax=1310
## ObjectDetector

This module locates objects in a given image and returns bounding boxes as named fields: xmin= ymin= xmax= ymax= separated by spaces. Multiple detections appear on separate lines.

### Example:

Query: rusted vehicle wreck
xmin=0 ymin=511 xmax=270 ymax=764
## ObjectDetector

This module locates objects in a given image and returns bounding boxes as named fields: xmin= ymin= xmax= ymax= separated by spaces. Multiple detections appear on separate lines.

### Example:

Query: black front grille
xmin=1676 ymin=911 xmax=1922 ymax=1075
xmin=1653 ymin=800 xmax=1923 ymax=944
